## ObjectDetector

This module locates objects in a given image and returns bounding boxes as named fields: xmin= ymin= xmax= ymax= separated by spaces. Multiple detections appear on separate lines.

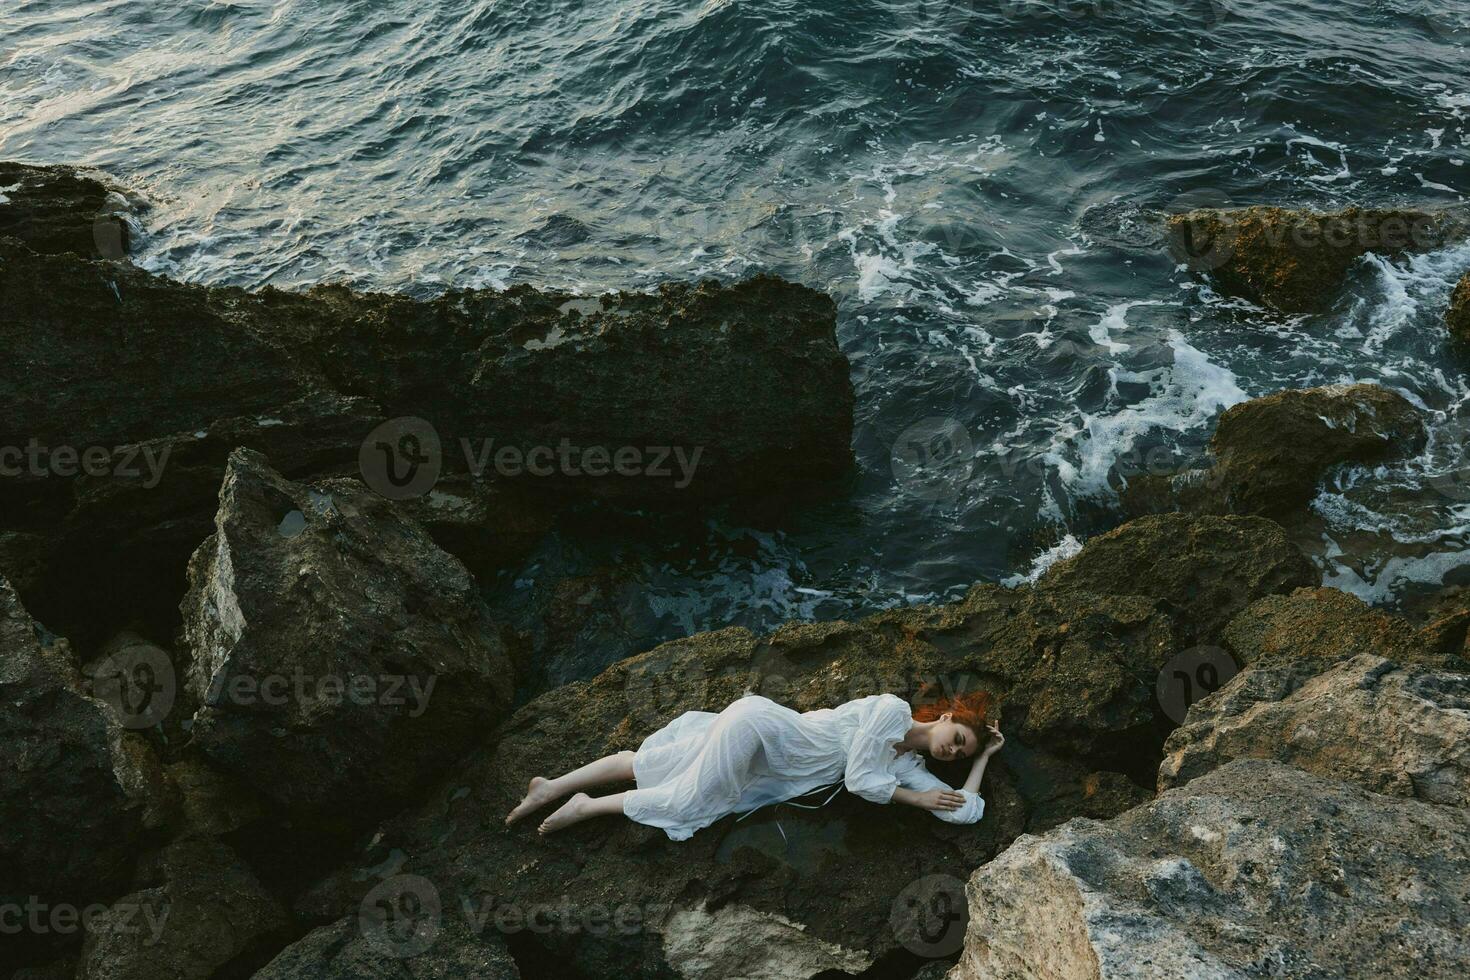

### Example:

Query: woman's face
xmin=927 ymin=714 xmax=980 ymax=761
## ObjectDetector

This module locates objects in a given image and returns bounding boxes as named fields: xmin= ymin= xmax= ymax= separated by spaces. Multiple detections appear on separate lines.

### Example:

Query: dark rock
xmin=1036 ymin=514 xmax=1315 ymax=646
xmin=1167 ymin=204 xmax=1467 ymax=312
xmin=1450 ymin=272 xmax=1470 ymax=342
xmin=0 ymin=162 xmax=853 ymax=647
xmin=288 ymin=514 xmax=1310 ymax=975
xmin=1160 ymin=653 xmax=1470 ymax=804
xmin=0 ymin=162 xmax=137 ymax=259
xmin=1209 ymin=383 xmax=1425 ymax=518
xmin=253 ymin=915 xmax=519 ymax=980
xmin=0 ymin=578 xmax=166 ymax=912
xmin=76 ymin=840 xmax=290 ymax=980
xmin=955 ymin=759 xmax=1470 ymax=979
xmin=180 ymin=449 xmax=514 ymax=832
xmin=1122 ymin=383 xmax=1426 ymax=522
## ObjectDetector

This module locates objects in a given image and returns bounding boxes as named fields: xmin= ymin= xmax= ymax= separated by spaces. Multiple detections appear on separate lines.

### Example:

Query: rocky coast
xmin=3 ymin=165 xmax=1469 ymax=979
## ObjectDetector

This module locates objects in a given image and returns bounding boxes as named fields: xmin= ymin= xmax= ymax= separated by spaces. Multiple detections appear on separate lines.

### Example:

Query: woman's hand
xmin=913 ymin=788 xmax=966 ymax=811
xmin=980 ymin=721 xmax=1005 ymax=758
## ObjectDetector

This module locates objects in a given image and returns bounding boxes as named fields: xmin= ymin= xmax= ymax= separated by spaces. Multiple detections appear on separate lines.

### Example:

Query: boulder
xmin=954 ymin=759 xmax=1470 ymax=980
xmin=0 ymin=578 xmax=167 ymax=909
xmin=1036 ymin=514 xmax=1315 ymax=645
xmin=180 ymin=449 xmax=514 ymax=831
xmin=0 ymin=162 xmax=853 ymax=646
xmin=1160 ymin=653 xmax=1470 ymax=805
xmin=1167 ymin=204 xmax=1467 ymax=312
xmin=1207 ymin=384 xmax=1425 ymax=518
xmin=287 ymin=514 xmax=1311 ymax=975
xmin=253 ymin=914 xmax=518 ymax=980
xmin=77 ymin=840 xmax=289 ymax=980
xmin=1448 ymin=272 xmax=1470 ymax=342
xmin=1123 ymin=384 xmax=1426 ymax=522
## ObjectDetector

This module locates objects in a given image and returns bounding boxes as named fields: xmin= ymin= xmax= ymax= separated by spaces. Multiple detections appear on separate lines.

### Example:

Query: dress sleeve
xmin=893 ymin=752 xmax=985 ymax=825
xmin=843 ymin=694 xmax=912 ymax=804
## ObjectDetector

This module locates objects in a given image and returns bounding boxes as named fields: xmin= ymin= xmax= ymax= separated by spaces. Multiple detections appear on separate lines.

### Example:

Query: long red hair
xmin=911 ymin=684 xmax=994 ymax=733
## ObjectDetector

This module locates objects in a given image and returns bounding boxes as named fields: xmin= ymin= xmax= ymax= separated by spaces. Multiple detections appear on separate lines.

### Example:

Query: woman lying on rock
xmin=505 ymin=688 xmax=1004 ymax=838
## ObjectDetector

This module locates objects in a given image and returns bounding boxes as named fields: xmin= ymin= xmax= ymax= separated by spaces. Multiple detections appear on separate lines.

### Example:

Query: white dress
xmin=622 ymin=692 xmax=985 ymax=841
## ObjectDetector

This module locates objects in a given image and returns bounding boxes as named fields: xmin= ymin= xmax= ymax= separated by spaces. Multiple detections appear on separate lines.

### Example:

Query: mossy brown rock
xmin=1123 ymin=383 xmax=1426 ymax=522
xmin=0 ymin=163 xmax=854 ymax=647
xmin=285 ymin=515 xmax=1308 ymax=976
xmin=253 ymin=915 xmax=520 ymax=980
xmin=1166 ymin=204 xmax=1467 ymax=312
xmin=1450 ymin=272 xmax=1470 ymax=341
xmin=180 ymin=450 xmax=515 ymax=833
xmin=1036 ymin=513 xmax=1315 ymax=645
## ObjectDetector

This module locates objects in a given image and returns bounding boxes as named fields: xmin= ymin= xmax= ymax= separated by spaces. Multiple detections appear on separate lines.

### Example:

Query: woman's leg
xmin=538 ymin=791 xmax=628 ymax=835
xmin=505 ymin=751 xmax=636 ymax=825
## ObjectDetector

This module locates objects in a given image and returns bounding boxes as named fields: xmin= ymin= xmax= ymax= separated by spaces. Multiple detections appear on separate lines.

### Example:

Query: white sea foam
xmin=1002 ymin=534 xmax=1082 ymax=587
xmin=1068 ymin=329 xmax=1246 ymax=496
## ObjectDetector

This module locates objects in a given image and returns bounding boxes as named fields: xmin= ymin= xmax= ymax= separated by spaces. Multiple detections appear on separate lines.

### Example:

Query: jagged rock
xmin=0 ymin=163 xmax=853 ymax=646
xmin=954 ymin=759 xmax=1470 ymax=980
xmin=180 ymin=449 xmax=514 ymax=831
xmin=0 ymin=161 xmax=137 ymax=258
xmin=1160 ymin=653 xmax=1470 ymax=804
xmin=252 ymin=914 xmax=518 ymax=980
xmin=1123 ymin=384 xmax=1426 ymax=521
xmin=0 ymin=579 xmax=166 ymax=911
xmin=1036 ymin=514 xmax=1314 ymax=645
xmin=287 ymin=514 xmax=1310 ymax=974
xmin=77 ymin=840 xmax=289 ymax=980
xmin=1167 ymin=204 xmax=1467 ymax=312
xmin=1448 ymin=272 xmax=1470 ymax=342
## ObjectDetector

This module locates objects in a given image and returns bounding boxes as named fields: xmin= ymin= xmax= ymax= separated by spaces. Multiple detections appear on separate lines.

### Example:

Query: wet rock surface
xmin=0 ymin=163 xmax=854 ymax=648
xmin=1123 ymin=383 xmax=1426 ymax=522
xmin=180 ymin=449 xmax=515 ymax=832
xmin=1166 ymin=204 xmax=1467 ymax=313
xmin=1450 ymin=271 xmax=1470 ymax=342
xmin=0 ymin=161 xmax=137 ymax=259
xmin=955 ymin=758 xmax=1470 ymax=980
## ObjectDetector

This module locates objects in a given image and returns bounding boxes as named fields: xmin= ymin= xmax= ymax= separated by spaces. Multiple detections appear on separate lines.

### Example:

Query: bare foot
xmin=506 ymin=776 xmax=559 ymax=826
xmin=538 ymin=792 xmax=590 ymax=835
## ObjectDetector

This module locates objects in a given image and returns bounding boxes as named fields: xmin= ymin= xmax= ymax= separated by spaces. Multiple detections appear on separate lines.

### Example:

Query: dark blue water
xmin=4 ymin=0 xmax=1468 ymax=654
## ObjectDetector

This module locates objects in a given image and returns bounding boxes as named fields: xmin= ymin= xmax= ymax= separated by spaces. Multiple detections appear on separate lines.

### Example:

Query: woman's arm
xmin=963 ymin=723 xmax=1004 ymax=793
